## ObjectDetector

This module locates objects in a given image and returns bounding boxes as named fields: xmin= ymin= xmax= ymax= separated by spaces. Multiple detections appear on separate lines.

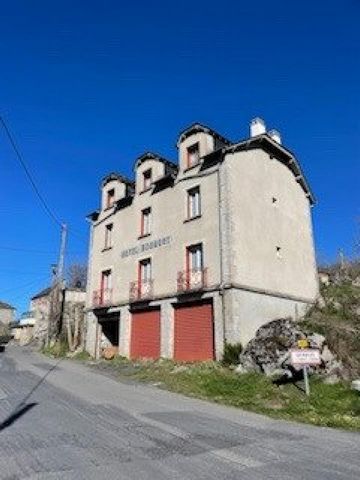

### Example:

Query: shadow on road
xmin=0 ymin=402 xmax=38 ymax=431
xmin=0 ymin=354 xmax=64 ymax=433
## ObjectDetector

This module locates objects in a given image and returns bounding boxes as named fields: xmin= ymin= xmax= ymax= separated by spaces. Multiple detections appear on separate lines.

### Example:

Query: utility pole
xmin=47 ymin=224 xmax=67 ymax=346
xmin=57 ymin=223 xmax=67 ymax=283
xmin=339 ymin=249 xmax=345 ymax=270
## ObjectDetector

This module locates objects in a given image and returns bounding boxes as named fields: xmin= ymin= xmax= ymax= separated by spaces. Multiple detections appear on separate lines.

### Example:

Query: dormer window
xmin=187 ymin=143 xmax=200 ymax=168
xmin=143 ymin=169 xmax=152 ymax=191
xmin=106 ymin=188 xmax=115 ymax=208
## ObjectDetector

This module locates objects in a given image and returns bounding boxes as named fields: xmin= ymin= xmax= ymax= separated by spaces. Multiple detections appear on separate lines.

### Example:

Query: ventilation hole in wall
xmin=276 ymin=246 xmax=282 ymax=259
xmin=272 ymin=196 xmax=278 ymax=204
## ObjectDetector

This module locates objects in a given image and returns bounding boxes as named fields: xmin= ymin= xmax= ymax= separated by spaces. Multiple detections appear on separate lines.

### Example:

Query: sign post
xmin=290 ymin=342 xmax=321 ymax=396
xmin=303 ymin=366 xmax=310 ymax=396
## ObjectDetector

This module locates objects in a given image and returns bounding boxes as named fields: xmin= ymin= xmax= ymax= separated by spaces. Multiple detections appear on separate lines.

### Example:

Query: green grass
xmin=41 ymin=341 xmax=69 ymax=358
xmin=71 ymin=350 xmax=91 ymax=361
xmin=86 ymin=357 xmax=360 ymax=431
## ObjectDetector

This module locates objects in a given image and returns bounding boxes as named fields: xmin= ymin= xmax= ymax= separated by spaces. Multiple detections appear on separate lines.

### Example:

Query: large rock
xmin=238 ymin=318 xmax=343 ymax=379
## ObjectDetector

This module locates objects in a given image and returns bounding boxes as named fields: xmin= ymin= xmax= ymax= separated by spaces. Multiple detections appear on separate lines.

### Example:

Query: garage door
xmin=174 ymin=301 xmax=214 ymax=361
xmin=130 ymin=309 xmax=160 ymax=359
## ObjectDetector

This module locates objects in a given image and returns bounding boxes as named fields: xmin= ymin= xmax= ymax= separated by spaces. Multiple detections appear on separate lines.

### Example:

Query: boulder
xmin=351 ymin=379 xmax=360 ymax=392
xmin=238 ymin=318 xmax=343 ymax=379
xmin=321 ymin=345 xmax=334 ymax=363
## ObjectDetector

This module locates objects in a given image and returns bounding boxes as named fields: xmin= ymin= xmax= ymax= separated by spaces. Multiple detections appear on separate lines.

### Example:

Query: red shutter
xmin=174 ymin=301 xmax=214 ymax=361
xmin=130 ymin=309 xmax=161 ymax=359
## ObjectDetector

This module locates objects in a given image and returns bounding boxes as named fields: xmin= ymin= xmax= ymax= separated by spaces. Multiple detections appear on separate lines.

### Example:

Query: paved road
xmin=0 ymin=346 xmax=359 ymax=480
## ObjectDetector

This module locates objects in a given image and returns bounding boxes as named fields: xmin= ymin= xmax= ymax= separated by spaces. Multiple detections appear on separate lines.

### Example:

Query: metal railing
xmin=92 ymin=288 xmax=113 ymax=307
xmin=177 ymin=268 xmax=208 ymax=293
xmin=129 ymin=280 xmax=154 ymax=302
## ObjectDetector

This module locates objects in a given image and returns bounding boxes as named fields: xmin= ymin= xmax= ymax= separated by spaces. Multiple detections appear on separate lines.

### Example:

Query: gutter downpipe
xmin=85 ymin=217 xmax=98 ymax=358
xmin=216 ymin=150 xmax=227 ymax=352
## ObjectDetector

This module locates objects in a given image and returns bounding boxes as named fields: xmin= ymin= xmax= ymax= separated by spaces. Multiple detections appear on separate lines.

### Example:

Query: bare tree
xmin=67 ymin=263 xmax=87 ymax=289
xmin=61 ymin=263 xmax=87 ymax=351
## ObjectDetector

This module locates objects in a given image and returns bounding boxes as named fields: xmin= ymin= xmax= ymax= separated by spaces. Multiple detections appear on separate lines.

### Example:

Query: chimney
xmin=250 ymin=117 xmax=266 ymax=137
xmin=268 ymin=129 xmax=282 ymax=144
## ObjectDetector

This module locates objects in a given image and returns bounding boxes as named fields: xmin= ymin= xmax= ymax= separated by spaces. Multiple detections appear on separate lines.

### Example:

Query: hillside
xmin=303 ymin=262 xmax=360 ymax=378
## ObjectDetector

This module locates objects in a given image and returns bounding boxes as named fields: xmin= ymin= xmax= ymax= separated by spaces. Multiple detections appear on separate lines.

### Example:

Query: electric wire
xmin=0 ymin=245 xmax=84 ymax=255
xmin=0 ymin=115 xmax=62 ymax=228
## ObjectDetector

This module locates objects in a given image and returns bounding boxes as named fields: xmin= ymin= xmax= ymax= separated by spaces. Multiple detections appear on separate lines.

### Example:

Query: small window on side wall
xmin=143 ymin=169 xmax=152 ymax=191
xmin=187 ymin=143 xmax=200 ymax=168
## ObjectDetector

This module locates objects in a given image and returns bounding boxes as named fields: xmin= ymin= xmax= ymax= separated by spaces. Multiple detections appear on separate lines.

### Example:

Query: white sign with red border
xmin=290 ymin=349 xmax=321 ymax=367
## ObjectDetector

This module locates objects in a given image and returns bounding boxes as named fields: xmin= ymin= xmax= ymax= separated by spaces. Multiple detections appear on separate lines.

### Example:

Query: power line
xmin=0 ymin=276 xmax=49 ymax=296
xmin=0 ymin=246 xmax=57 ymax=254
xmin=0 ymin=245 xmax=85 ymax=255
xmin=5 ymin=277 xmax=51 ymax=304
xmin=0 ymin=115 xmax=62 ymax=228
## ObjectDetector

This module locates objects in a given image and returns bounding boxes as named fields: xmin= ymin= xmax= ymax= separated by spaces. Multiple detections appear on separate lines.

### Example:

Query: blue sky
xmin=1 ymin=0 xmax=359 ymax=315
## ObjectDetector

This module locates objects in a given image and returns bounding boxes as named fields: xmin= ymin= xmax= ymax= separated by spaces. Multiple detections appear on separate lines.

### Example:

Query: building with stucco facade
xmin=85 ymin=118 xmax=318 ymax=360
xmin=0 ymin=301 xmax=15 ymax=326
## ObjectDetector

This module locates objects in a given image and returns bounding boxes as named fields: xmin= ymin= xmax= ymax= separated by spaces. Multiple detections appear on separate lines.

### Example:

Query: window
xmin=143 ymin=169 xmax=152 ymax=191
xmin=140 ymin=207 xmax=152 ymax=236
xmin=187 ymin=243 xmax=203 ymax=272
xmin=100 ymin=270 xmax=112 ymax=304
xmin=139 ymin=258 xmax=152 ymax=284
xmin=104 ymin=223 xmax=113 ymax=249
xmin=187 ymin=186 xmax=201 ymax=219
xmin=106 ymin=188 xmax=115 ymax=208
xmin=187 ymin=143 xmax=200 ymax=168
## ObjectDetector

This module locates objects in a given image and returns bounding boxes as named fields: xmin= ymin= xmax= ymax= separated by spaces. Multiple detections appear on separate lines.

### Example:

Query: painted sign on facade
xmin=121 ymin=235 xmax=172 ymax=259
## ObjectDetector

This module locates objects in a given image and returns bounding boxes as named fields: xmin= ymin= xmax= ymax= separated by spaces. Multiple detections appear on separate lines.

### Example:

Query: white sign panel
xmin=290 ymin=349 xmax=321 ymax=366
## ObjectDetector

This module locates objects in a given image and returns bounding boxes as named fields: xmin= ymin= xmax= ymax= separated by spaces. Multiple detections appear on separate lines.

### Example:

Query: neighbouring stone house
xmin=85 ymin=118 xmax=318 ymax=361
xmin=13 ymin=285 xmax=86 ymax=346
xmin=0 ymin=301 xmax=15 ymax=326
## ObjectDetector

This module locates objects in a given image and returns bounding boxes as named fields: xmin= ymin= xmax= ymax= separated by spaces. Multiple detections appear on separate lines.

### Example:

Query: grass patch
xmin=71 ymin=350 xmax=92 ymax=361
xmin=41 ymin=341 xmax=69 ymax=358
xmin=87 ymin=358 xmax=360 ymax=431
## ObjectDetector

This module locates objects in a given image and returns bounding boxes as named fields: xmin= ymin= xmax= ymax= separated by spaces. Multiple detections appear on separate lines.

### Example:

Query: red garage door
xmin=130 ymin=309 xmax=160 ymax=359
xmin=174 ymin=301 xmax=214 ymax=361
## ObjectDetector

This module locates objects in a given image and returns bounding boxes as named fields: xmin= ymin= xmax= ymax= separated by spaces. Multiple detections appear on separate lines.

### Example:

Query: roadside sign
xmin=290 ymin=348 xmax=321 ymax=397
xmin=290 ymin=349 xmax=321 ymax=367
xmin=297 ymin=339 xmax=309 ymax=349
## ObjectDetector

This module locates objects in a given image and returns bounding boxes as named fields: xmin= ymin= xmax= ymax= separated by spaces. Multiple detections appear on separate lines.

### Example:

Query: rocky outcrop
xmin=237 ymin=318 xmax=344 ymax=380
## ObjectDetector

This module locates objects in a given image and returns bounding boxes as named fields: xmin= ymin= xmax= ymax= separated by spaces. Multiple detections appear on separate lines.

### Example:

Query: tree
xmin=66 ymin=263 xmax=87 ymax=289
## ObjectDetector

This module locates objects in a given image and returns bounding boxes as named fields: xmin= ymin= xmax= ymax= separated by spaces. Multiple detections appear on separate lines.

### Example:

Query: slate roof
xmin=0 ymin=301 xmax=15 ymax=310
xmin=31 ymin=287 xmax=52 ymax=300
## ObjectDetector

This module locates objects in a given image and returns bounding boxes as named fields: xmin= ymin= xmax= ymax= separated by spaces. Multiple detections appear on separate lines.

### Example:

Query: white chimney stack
xmin=268 ymin=129 xmax=282 ymax=144
xmin=250 ymin=117 xmax=266 ymax=137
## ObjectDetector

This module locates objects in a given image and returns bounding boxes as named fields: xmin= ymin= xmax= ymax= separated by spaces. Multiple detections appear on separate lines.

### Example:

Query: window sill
xmin=138 ymin=233 xmax=151 ymax=240
xmin=103 ymin=205 xmax=115 ymax=212
xmin=184 ymin=215 xmax=202 ymax=224
xmin=102 ymin=246 xmax=113 ymax=252
xmin=183 ymin=162 xmax=201 ymax=173
xmin=139 ymin=187 xmax=152 ymax=195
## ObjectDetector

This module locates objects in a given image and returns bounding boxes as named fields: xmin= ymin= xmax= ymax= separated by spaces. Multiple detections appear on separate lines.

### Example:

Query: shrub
xmin=222 ymin=342 xmax=242 ymax=366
